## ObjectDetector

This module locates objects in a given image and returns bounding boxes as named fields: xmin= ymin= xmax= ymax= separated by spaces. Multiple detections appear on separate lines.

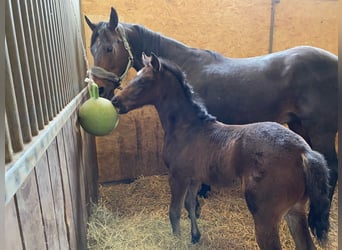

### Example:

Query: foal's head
xmin=85 ymin=7 xmax=131 ymax=99
xmin=112 ymin=53 xmax=165 ymax=114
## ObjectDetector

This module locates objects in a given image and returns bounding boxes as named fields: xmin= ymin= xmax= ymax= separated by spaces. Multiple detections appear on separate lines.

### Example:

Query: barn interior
xmin=4 ymin=0 xmax=338 ymax=249
xmin=83 ymin=0 xmax=338 ymax=249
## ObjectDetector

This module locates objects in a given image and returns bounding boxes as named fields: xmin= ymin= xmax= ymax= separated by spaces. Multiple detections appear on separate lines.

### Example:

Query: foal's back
xmin=172 ymin=121 xmax=310 ymax=187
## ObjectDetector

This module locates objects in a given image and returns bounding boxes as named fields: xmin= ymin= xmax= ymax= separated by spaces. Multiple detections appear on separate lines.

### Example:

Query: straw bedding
xmin=87 ymin=175 xmax=337 ymax=249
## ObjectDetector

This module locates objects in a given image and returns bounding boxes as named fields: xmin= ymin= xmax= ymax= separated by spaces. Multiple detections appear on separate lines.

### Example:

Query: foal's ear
xmin=150 ymin=53 xmax=161 ymax=72
xmin=108 ymin=7 xmax=119 ymax=31
xmin=142 ymin=52 xmax=149 ymax=66
xmin=84 ymin=16 xmax=96 ymax=31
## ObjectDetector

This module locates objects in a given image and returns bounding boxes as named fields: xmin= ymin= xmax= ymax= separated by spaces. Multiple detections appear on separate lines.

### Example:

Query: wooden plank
xmin=15 ymin=170 xmax=46 ymax=250
xmin=71 ymin=112 xmax=89 ymax=233
xmin=46 ymin=138 xmax=69 ymax=250
xmin=96 ymin=106 xmax=167 ymax=183
xmin=57 ymin=131 xmax=77 ymax=250
xmin=5 ymin=198 xmax=23 ymax=250
xmin=63 ymin=114 xmax=87 ymax=249
xmin=35 ymin=152 xmax=60 ymax=250
xmin=81 ymin=127 xmax=98 ymax=207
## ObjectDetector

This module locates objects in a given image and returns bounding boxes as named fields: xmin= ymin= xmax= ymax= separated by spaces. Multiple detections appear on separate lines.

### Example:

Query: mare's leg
xmin=168 ymin=174 xmax=189 ymax=236
xmin=285 ymin=202 xmax=315 ymax=250
xmin=197 ymin=183 xmax=211 ymax=198
xmin=184 ymin=180 xmax=202 ymax=243
xmin=187 ymin=190 xmax=201 ymax=219
xmin=287 ymin=117 xmax=312 ymax=146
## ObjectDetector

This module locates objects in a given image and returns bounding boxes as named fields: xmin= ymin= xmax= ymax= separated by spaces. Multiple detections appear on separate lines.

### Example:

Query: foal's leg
xmin=285 ymin=202 xmax=315 ymax=250
xmin=184 ymin=180 xmax=202 ymax=243
xmin=245 ymin=190 xmax=282 ymax=249
xmin=252 ymin=213 xmax=282 ymax=250
xmin=168 ymin=175 xmax=189 ymax=236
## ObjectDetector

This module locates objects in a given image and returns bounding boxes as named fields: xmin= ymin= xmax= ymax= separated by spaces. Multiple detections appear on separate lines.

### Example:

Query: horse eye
xmin=98 ymin=87 xmax=104 ymax=95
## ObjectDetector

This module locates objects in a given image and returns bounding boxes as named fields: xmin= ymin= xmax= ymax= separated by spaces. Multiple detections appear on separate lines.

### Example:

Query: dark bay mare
xmin=85 ymin=7 xmax=338 ymax=203
xmin=112 ymin=53 xmax=330 ymax=249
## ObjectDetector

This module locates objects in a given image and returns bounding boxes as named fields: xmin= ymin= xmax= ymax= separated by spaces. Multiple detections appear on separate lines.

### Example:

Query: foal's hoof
xmin=191 ymin=233 xmax=201 ymax=244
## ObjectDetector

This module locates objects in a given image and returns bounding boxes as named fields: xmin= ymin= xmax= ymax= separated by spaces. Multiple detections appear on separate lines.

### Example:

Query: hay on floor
xmin=87 ymin=175 xmax=337 ymax=249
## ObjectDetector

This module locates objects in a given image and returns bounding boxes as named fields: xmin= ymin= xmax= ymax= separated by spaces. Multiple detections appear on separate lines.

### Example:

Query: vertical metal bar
xmin=5 ymin=113 xmax=13 ymax=163
xmin=46 ymin=0 xmax=63 ymax=111
xmin=5 ymin=38 xmax=24 ymax=151
xmin=59 ymin=0 xmax=74 ymax=102
xmin=269 ymin=0 xmax=280 ymax=53
xmin=53 ymin=0 xmax=70 ymax=107
xmin=75 ymin=1 xmax=87 ymax=91
xmin=5 ymin=0 xmax=32 ymax=143
xmin=58 ymin=0 xmax=75 ymax=103
xmin=53 ymin=0 xmax=69 ymax=106
xmin=18 ymin=0 xmax=45 ymax=130
xmin=27 ymin=0 xmax=49 ymax=125
xmin=10 ymin=0 xmax=39 ymax=136
xmin=32 ymin=0 xmax=54 ymax=120
xmin=41 ymin=0 xmax=61 ymax=113
xmin=36 ymin=0 xmax=57 ymax=118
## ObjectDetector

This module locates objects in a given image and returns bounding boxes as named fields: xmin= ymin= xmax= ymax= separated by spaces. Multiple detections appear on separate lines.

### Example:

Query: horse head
xmin=85 ymin=7 xmax=133 ymax=99
xmin=112 ymin=53 xmax=162 ymax=114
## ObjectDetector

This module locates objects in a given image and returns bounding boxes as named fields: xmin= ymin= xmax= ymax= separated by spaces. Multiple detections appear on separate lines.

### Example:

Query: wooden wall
xmin=82 ymin=0 xmax=338 ymax=183
xmin=5 ymin=0 xmax=99 ymax=249
xmin=4 ymin=109 xmax=97 ymax=249
xmin=5 ymin=109 xmax=98 ymax=250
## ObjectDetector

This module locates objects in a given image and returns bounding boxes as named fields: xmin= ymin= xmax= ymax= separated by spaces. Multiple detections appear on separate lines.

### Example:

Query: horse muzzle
xmin=111 ymin=96 xmax=128 ymax=114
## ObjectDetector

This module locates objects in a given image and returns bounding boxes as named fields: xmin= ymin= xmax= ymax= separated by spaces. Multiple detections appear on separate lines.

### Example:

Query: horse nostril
xmin=112 ymin=96 xmax=120 ymax=108
xmin=106 ymin=46 xmax=113 ymax=53
xmin=98 ymin=87 xmax=104 ymax=96
xmin=111 ymin=96 xmax=119 ymax=106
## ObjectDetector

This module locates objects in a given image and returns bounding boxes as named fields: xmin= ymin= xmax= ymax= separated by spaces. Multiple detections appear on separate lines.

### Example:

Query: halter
xmin=89 ymin=24 xmax=133 ymax=88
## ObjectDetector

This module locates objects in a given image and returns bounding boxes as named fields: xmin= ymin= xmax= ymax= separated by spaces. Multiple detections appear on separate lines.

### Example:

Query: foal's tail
xmin=302 ymin=150 xmax=330 ymax=246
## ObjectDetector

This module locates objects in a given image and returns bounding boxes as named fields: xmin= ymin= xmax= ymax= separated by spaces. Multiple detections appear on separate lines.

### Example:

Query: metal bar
xmin=37 ymin=0 xmax=57 ymax=118
xmin=5 ymin=87 xmax=88 ymax=205
xmin=11 ymin=0 xmax=39 ymax=136
xmin=5 ymin=114 xmax=13 ymax=163
xmin=18 ymin=0 xmax=45 ymax=130
xmin=269 ymin=0 xmax=280 ymax=53
xmin=5 ymin=0 xmax=32 ymax=143
xmin=58 ymin=0 xmax=75 ymax=103
xmin=5 ymin=39 xmax=24 ymax=153
xmin=61 ymin=0 xmax=76 ymax=102
xmin=26 ymin=0 xmax=49 ymax=125
xmin=46 ymin=0 xmax=63 ymax=112
xmin=54 ymin=0 xmax=69 ymax=106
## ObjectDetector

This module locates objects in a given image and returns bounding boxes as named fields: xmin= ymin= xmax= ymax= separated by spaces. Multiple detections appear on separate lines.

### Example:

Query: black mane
xmin=159 ymin=58 xmax=216 ymax=122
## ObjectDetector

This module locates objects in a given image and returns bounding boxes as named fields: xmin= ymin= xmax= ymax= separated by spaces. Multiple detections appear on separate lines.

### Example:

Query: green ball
xmin=79 ymin=97 xmax=119 ymax=136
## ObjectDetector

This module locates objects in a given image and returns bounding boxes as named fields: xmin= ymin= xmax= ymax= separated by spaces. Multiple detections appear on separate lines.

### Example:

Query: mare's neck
xmin=125 ymin=24 xmax=193 ymax=70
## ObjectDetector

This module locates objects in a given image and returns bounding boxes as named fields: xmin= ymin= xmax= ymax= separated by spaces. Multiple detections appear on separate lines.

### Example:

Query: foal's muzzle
xmin=111 ymin=96 xmax=127 ymax=114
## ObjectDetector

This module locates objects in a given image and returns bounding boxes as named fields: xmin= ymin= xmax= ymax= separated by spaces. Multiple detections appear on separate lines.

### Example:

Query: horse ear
xmin=84 ymin=16 xmax=96 ymax=31
xmin=150 ymin=53 xmax=161 ymax=72
xmin=108 ymin=7 xmax=119 ymax=31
